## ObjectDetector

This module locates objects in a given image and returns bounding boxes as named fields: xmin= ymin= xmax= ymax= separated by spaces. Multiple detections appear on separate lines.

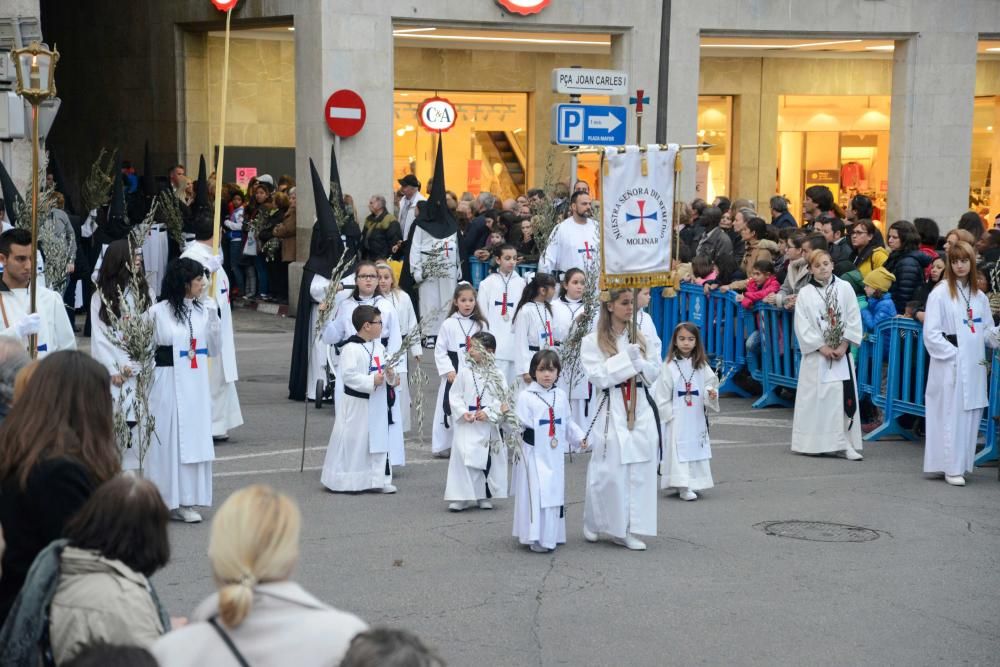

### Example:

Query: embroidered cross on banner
xmin=179 ymin=341 xmax=209 ymax=369
xmin=577 ymin=242 xmax=594 ymax=260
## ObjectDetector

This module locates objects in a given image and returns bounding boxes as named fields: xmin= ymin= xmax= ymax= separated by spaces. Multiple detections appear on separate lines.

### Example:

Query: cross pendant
xmin=189 ymin=338 xmax=198 ymax=369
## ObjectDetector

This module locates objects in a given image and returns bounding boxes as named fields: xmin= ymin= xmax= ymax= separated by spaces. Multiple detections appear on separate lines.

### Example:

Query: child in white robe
xmin=476 ymin=244 xmax=526 ymax=386
xmin=378 ymin=263 xmax=422 ymax=434
xmin=513 ymin=350 xmax=585 ymax=553
xmin=445 ymin=331 xmax=509 ymax=510
xmin=581 ymin=288 xmax=661 ymax=551
xmin=321 ymin=305 xmax=399 ymax=494
xmin=922 ymin=241 xmax=1000 ymax=485
xmin=654 ymin=322 xmax=720 ymax=500
xmin=791 ymin=249 xmax=864 ymax=460
xmin=512 ymin=273 xmax=560 ymax=385
xmin=553 ymin=268 xmax=596 ymax=440
xmin=431 ymin=284 xmax=488 ymax=457
xmin=146 ymin=258 xmax=221 ymax=523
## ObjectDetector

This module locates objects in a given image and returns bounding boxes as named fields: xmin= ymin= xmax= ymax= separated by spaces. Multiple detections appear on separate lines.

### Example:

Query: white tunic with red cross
xmin=538 ymin=217 xmax=600 ymax=279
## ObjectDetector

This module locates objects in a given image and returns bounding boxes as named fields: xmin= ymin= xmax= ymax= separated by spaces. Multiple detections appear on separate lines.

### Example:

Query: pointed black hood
xmin=327 ymin=143 xmax=361 ymax=241
xmin=108 ymin=167 xmax=127 ymax=223
xmin=141 ymin=141 xmax=157 ymax=198
xmin=0 ymin=159 xmax=23 ymax=226
xmin=193 ymin=154 xmax=209 ymax=214
xmin=413 ymin=137 xmax=457 ymax=239
xmin=303 ymin=157 xmax=345 ymax=278
xmin=328 ymin=141 xmax=342 ymax=207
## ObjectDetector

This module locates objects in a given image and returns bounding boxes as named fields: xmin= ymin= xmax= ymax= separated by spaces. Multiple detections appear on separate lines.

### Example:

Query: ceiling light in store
xmin=396 ymin=128 xmax=406 ymax=137
xmin=393 ymin=27 xmax=438 ymax=35
xmin=700 ymin=39 xmax=862 ymax=50
xmin=396 ymin=33 xmax=610 ymax=47
xmin=989 ymin=126 xmax=994 ymax=132
xmin=987 ymin=48 xmax=1000 ymax=53
xmin=513 ymin=128 xmax=523 ymax=133
xmin=865 ymin=45 xmax=894 ymax=52
xmin=287 ymin=27 xmax=295 ymax=31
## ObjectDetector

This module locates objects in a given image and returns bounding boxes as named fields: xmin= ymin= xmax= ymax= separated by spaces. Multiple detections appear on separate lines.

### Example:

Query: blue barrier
xmin=979 ymin=352 xmax=1000 ymax=465
xmin=863 ymin=318 xmax=928 ymax=441
xmin=753 ymin=304 xmax=799 ymax=409
xmin=711 ymin=291 xmax=753 ymax=397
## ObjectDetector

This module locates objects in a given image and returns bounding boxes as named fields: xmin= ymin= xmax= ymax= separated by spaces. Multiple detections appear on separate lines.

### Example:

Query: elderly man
xmin=361 ymin=195 xmax=402 ymax=261
xmin=0 ymin=337 xmax=29 ymax=421
xmin=396 ymin=175 xmax=426 ymax=241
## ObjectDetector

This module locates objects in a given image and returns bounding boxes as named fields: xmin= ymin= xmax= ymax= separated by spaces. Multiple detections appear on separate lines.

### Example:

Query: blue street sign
xmin=550 ymin=103 xmax=628 ymax=146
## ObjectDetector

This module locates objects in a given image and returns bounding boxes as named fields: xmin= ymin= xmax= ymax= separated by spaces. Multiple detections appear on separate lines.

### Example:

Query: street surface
xmin=139 ymin=309 xmax=1000 ymax=666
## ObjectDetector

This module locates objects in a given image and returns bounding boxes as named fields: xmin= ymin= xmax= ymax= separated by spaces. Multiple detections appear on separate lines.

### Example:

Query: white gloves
xmin=204 ymin=254 xmax=224 ymax=274
xmin=14 ymin=313 xmax=41 ymax=338
xmin=626 ymin=343 xmax=643 ymax=363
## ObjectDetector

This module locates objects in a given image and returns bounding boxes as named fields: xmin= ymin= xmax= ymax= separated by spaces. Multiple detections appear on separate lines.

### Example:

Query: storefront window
xmin=393 ymin=90 xmax=528 ymax=200
xmin=970 ymin=96 xmax=998 ymax=222
xmin=696 ymin=96 xmax=731 ymax=203
xmin=776 ymin=95 xmax=890 ymax=227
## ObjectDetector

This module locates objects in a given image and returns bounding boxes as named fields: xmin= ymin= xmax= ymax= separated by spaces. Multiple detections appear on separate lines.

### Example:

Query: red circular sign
xmin=418 ymin=96 xmax=457 ymax=132
xmin=496 ymin=0 xmax=550 ymax=15
xmin=324 ymin=90 xmax=367 ymax=138
xmin=210 ymin=0 xmax=239 ymax=11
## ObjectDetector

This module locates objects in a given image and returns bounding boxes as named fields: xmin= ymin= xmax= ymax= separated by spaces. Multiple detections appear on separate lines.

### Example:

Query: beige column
xmin=888 ymin=32 xmax=978 ymax=227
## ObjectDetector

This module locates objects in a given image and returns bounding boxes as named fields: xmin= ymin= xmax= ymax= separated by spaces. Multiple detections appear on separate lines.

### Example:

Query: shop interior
xmin=971 ymin=95 xmax=1000 ymax=221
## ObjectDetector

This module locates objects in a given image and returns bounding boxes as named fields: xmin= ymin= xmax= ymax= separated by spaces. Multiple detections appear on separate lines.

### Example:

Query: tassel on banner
xmin=640 ymin=155 xmax=648 ymax=177
xmin=603 ymin=157 xmax=610 ymax=178
xmin=599 ymin=272 xmax=674 ymax=290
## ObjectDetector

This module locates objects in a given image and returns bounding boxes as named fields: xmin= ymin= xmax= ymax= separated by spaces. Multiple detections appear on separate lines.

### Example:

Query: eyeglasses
xmin=850 ymin=230 xmax=869 ymax=236
xmin=370 ymin=320 xmax=383 ymax=326
xmin=357 ymin=274 xmax=378 ymax=280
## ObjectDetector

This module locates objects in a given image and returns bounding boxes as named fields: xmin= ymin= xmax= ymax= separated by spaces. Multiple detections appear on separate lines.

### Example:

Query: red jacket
xmin=741 ymin=275 xmax=780 ymax=309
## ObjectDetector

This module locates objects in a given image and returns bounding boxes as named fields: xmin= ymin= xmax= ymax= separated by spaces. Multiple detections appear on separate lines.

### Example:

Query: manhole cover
xmin=755 ymin=521 xmax=880 ymax=543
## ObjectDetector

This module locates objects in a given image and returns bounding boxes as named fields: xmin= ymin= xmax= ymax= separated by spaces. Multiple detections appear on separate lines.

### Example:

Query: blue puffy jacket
xmin=861 ymin=292 xmax=897 ymax=333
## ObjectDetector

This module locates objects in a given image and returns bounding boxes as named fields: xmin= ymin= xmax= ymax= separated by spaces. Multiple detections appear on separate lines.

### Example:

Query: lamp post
xmin=11 ymin=42 xmax=59 ymax=358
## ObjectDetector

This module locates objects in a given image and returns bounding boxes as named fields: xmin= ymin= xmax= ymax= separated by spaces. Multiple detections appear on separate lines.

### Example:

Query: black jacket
xmin=884 ymin=249 xmax=930 ymax=314
xmin=771 ymin=211 xmax=798 ymax=230
xmin=360 ymin=211 xmax=402 ymax=261
xmin=0 ymin=458 xmax=95 ymax=624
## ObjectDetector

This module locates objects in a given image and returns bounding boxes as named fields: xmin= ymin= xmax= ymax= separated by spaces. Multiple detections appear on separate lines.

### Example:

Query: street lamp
xmin=11 ymin=42 xmax=59 ymax=358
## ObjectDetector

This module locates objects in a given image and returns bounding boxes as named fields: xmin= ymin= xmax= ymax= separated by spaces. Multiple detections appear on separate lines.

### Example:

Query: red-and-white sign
xmin=496 ymin=0 xmax=550 ymax=15
xmin=325 ymin=89 xmax=367 ymax=138
xmin=210 ymin=0 xmax=239 ymax=11
xmin=418 ymin=96 xmax=457 ymax=132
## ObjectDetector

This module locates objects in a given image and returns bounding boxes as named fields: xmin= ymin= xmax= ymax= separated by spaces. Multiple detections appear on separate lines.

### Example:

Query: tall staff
xmin=209 ymin=1 xmax=236 ymax=298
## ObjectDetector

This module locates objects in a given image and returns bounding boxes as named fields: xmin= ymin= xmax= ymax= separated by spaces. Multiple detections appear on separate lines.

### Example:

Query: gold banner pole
xmin=209 ymin=8 xmax=233 ymax=299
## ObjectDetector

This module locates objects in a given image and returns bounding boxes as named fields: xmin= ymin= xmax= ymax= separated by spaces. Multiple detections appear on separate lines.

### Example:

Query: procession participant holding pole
xmin=581 ymin=143 xmax=679 ymax=551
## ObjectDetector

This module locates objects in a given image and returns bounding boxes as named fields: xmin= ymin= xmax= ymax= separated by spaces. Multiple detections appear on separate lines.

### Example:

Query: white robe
xmin=444 ymin=366 xmax=509 ymax=502
xmin=637 ymin=309 xmax=662 ymax=363
xmin=89 ymin=288 xmax=155 ymax=471
xmin=409 ymin=228 xmax=460 ymax=335
xmin=389 ymin=289 xmax=422 ymax=432
xmin=182 ymin=242 xmax=243 ymax=436
xmin=476 ymin=271 xmax=526 ymax=385
xmin=306 ymin=274 xmax=331 ymax=401
xmin=922 ymin=283 xmax=1000 ymax=475
xmin=654 ymin=357 xmax=719 ymax=491
xmin=552 ymin=297 xmax=598 ymax=444
xmin=538 ymin=218 xmax=600 ymax=279
xmin=512 ymin=382 xmax=582 ymax=550
xmin=322 ymin=293 xmax=404 ymax=465
xmin=513 ymin=302 xmax=561 ymax=379
xmin=431 ymin=314 xmax=484 ymax=454
xmin=0 ymin=283 xmax=76 ymax=357
xmin=581 ymin=331 xmax=660 ymax=539
xmin=320 ymin=339 xmax=394 ymax=492
xmin=791 ymin=277 xmax=864 ymax=455
xmin=146 ymin=300 xmax=218 ymax=510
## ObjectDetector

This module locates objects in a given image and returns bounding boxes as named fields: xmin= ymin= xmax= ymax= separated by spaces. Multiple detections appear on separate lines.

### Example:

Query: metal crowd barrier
xmin=647 ymin=288 xmax=1000 ymax=467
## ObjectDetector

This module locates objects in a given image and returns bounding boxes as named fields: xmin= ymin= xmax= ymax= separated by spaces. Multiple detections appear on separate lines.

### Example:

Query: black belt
xmin=442 ymin=350 xmax=459 ymax=429
xmin=528 ymin=342 xmax=561 ymax=352
xmin=381 ymin=337 xmax=389 ymax=347
xmin=344 ymin=386 xmax=370 ymax=400
xmin=155 ymin=345 xmax=173 ymax=367
xmin=603 ymin=379 xmax=663 ymax=468
xmin=944 ymin=333 xmax=958 ymax=347
xmin=523 ymin=426 xmax=535 ymax=446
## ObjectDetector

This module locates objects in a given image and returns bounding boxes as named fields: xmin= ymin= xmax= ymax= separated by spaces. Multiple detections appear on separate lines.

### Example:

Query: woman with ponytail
xmin=152 ymin=485 xmax=367 ymax=666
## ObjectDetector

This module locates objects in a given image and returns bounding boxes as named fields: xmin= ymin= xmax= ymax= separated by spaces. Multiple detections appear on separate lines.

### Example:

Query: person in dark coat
xmin=769 ymin=195 xmax=798 ymax=230
xmin=360 ymin=195 xmax=402 ymax=261
xmin=883 ymin=220 xmax=929 ymax=314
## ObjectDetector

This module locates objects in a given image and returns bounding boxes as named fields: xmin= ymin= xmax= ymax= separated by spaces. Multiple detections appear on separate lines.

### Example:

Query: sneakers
xmin=477 ymin=499 xmax=493 ymax=510
xmin=170 ymin=507 xmax=202 ymax=523
xmin=582 ymin=525 xmax=599 ymax=543
xmin=945 ymin=475 xmax=966 ymax=486
xmin=381 ymin=484 xmax=398 ymax=494
xmin=448 ymin=501 xmax=470 ymax=511
xmin=844 ymin=448 xmax=864 ymax=461
xmin=213 ymin=434 xmax=230 ymax=442
xmin=529 ymin=542 xmax=551 ymax=553
xmin=679 ymin=489 xmax=698 ymax=501
xmin=612 ymin=534 xmax=647 ymax=551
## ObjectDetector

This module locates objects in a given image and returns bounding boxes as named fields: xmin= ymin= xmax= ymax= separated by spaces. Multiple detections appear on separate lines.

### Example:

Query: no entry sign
xmin=496 ymin=0 xmax=550 ymax=15
xmin=325 ymin=89 xmax=367 ymax=138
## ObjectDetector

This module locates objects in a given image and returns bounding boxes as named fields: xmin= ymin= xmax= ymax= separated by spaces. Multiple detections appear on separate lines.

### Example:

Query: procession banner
xmin=599 ymin=144 xmax=677 ymax=289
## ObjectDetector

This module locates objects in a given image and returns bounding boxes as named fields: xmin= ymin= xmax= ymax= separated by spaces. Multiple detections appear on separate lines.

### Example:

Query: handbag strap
xmin=208 ymin=616 xmax=251 ymax=667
